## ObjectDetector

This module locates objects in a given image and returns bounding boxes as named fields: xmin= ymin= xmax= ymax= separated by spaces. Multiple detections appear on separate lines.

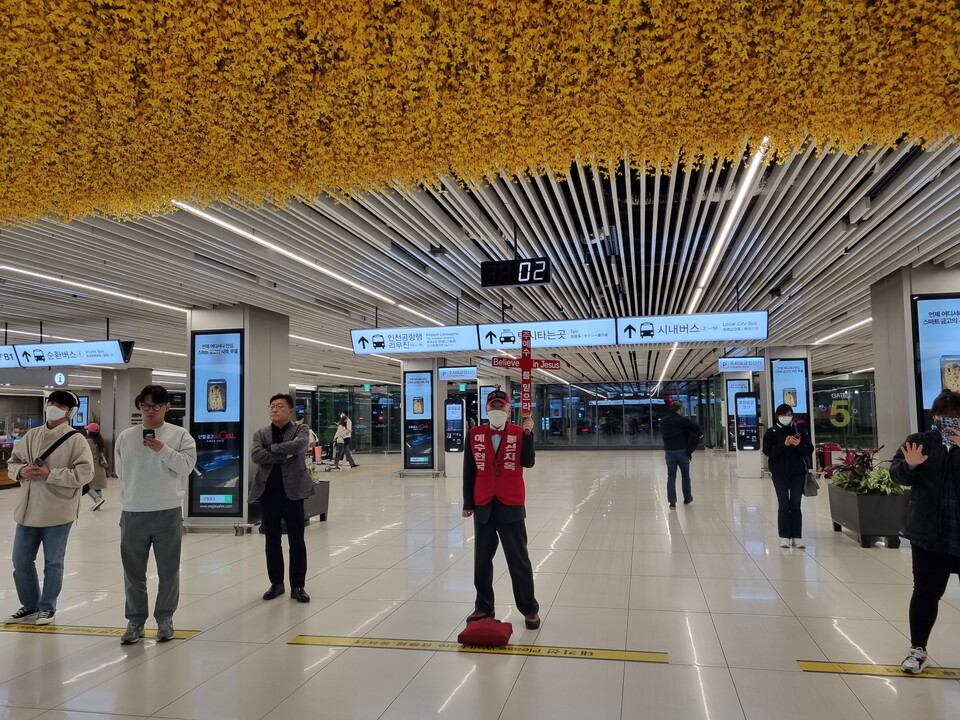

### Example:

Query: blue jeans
xmin=665 ymin=449 xmax=692 ymax=504
xmin=12 ymin=522 xmax=74 ymax=613
xmin=772 ymin=474 xmax=804 ymax=538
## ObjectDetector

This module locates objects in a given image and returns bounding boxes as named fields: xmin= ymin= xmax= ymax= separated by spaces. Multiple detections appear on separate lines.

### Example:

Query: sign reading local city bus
xmin=617 ymin=312 xmax=768 ymax=344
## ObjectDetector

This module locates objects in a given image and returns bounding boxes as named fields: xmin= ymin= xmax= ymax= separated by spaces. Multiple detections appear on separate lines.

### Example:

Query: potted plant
xmin=827 ymin=446 xmax=907 ymax=548
xmin=305 ymin=464 xmax=330 ymax=522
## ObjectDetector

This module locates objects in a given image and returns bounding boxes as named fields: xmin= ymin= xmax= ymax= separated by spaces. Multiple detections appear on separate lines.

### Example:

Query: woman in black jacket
xmin=762 ymin=403 xmax=814 ymax=549
xmin=890 ymin=389 xmax=960 ymax=674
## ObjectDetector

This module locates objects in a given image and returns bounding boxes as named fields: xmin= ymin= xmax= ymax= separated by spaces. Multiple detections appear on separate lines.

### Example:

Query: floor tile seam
xmin=0 ymin=634 xmax=120 ymax=691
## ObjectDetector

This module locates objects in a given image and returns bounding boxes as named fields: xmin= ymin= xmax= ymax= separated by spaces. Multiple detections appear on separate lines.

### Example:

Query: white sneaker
xmin=4 ymin=607 xmax=38 ymax=623
xmin=792 ymin=538 xmax=806 ymax=549
xmin=901 ymin=646 xmax=929 ymax=674
xmin=35 ymin=611 xmax=55 ymax=625
xmin=779 ymin=538 xmax=790 ymax=548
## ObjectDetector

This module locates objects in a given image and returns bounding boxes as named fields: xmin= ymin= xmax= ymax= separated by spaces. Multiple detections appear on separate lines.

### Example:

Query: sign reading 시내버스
xmin=616 ymin=311 xmax=768 ymax=345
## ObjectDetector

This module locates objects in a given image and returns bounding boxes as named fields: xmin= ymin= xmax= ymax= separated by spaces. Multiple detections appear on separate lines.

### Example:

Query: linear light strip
xmin=814 ymin=317 xmax=872 ymax=344
xmin=396 ymin=303 xmax=444 ymax=327
xmin=0 ymin=265 xmax=189 ymax=314
xmin=290 ymin=368 xmax=398 ymax=385
xmin=172 ymin=201 xmax=397 ymax=306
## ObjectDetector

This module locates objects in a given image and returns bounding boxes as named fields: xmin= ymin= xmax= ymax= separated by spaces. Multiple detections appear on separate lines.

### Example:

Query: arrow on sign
xmin=623 ymin=324 xmax=637 ymax=338
xmin=484 ymin=331 xmax=497 ymax=344
xmin=358 ymin=337 xmax=369 ymax=349
xmin=21 ymin=351 xmax=31 ymax=362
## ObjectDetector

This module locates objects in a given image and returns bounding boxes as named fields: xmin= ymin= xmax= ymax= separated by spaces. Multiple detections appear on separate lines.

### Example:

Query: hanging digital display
xmin=188 ymin=330 xmax=243 ymax=517
xmin=403 ymin=371 xmax=434 ymax=470
xmin=912 ymin=294 xmax=960 ymax=426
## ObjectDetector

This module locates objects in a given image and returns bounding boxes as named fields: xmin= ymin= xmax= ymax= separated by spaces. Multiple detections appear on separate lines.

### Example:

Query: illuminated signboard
xmin=403 ymin=371 xmax=434 ymax=470
xmin=438 ymin=366 xmax=478 ymax=381
xmin=718 ymin=356 xmax=765 ymax=373
xmin=913 ymin=294 xmax=960 ymax=426
xmin=188 ymin=331 xmax=243 ymax=517
xmin=350 ymin=326 xmax=479 ymax=355
xmin=478 ymin=318 xmax=617 ymax=351
xmin=12 ymin=340 xmax=134 ymax=367
xmin=617 ymin=312 xmax=768 ymax=344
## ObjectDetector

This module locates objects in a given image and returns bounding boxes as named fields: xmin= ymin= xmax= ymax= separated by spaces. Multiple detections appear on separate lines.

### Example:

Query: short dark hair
xmin=668 ymin=401 xmax=683 ymax=414
xmin=774 ymin=403 xmax=794 ymax=416
xmin=931 ymin=390 xmax=960 ymax=417
xmin=270 ymin=393 xmax=294 ymax=409
xmin=136 ymin=385 xmax=169 ymax=407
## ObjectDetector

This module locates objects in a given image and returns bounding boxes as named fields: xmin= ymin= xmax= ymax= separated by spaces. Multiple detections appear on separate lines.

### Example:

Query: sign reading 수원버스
xmin=617 ymin=312 xmax=768 ymax=344
xmin=718 ymin=356 xmax=765 ymax=373
xmin=350 ymin=326 xmax=479 ymax=355
xmin=479 ymin=318 xmax=617 ymax=351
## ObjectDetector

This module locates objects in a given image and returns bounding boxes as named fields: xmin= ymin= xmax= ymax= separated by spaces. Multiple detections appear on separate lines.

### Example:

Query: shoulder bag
xmin=36 ymin=430 xmax=91 ymax=495
xmin=802 ymin=456 xmax=820 ymax=498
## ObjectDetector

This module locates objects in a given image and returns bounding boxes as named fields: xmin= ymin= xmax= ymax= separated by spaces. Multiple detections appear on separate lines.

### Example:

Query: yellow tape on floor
xmin=798 ymin=660 xmax=960 ymax=679
xmin=0 ymin=623 xmax=199 ymax=639
xmin=289 ymin=635 xmax=668 ymax=663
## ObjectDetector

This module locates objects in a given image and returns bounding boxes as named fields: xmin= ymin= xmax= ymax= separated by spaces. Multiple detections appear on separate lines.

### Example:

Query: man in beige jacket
xmin=4 ymin=390 xmax=94 ymax=625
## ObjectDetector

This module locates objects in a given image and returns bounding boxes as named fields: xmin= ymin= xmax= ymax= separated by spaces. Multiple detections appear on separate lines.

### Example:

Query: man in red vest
xmin=462 ymin=389 xmax=540 ymax=629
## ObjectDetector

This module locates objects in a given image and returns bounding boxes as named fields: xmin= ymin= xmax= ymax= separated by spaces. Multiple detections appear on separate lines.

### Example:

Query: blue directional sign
xmin=350 ymin=325 xmax=479 ymax=355
xmin=478 ymin=318 xmax=617 ymax=351
xmin=617 ymin=312 xmax=768 ymax=344
xmin=12 ymin=340 xmax=134 ymax=367
xmin=0 ymin=346 xmax=20 ymax=369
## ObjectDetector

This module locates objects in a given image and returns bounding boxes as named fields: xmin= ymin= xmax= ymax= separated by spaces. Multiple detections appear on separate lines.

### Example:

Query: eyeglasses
xmin=269 ymin=403 xmax=290 ymax=410
xmin=140 ymin=403 xmax=166 ymax=412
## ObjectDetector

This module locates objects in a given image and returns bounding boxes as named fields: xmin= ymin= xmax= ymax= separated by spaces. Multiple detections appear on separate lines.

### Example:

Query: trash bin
xmin=818 ymin=442 xmax=843 ymax=477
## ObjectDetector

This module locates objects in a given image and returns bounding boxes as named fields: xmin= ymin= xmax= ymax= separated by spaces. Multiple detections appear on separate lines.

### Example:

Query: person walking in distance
xmin=250 ymin=393 xmax=314 ymax=603
xmin=331 ymin=410 xmax=358 ymax=469
xmin=84 ymin=422 xmax=109 ymax=511
xmin=891 ymin=389 xmax=960 ymax=674
xmin=660 ymin=402 xmax=702 ymax=509
xmin=462 ymin=389 xmax=541 ymax=630
xmin=115 ymin=385 xmax=197 ymax=645
xmin=4 ymin=390 xmax=94 ymax=626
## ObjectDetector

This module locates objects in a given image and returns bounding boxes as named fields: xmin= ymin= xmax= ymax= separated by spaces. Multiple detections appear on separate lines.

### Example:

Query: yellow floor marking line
xmin=0 ymin=623 xmax=199 ymax=639
xmin=289 ymin=635 xmax=668 ymax=663
xmin=798 ymin=660 xmax=960 ymax=680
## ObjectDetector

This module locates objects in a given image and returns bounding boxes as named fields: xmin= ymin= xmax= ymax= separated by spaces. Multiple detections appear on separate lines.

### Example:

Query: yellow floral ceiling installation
xmin=1 ymin=0 xmax=959 ymax=221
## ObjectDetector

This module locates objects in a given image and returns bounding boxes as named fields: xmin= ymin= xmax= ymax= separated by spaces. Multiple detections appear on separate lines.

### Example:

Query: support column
xmin=100 ymin=368 xmax=154 ymax=450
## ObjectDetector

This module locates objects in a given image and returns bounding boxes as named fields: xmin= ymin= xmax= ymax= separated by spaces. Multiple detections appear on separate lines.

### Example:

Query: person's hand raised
xmin=901 ymin=442 xmax=928 ymax=468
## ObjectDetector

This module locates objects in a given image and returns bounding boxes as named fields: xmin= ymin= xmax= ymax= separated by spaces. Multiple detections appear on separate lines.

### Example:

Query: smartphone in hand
xmin=143 ymin=429 xmax=156 ymax=440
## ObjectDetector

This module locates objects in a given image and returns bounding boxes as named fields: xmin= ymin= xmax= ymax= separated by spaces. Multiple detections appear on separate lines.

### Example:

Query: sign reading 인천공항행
xmin=350 ymin=326 xmax=479 ymax=355
xmin=617 ymin=311 xmax=768 ymax=344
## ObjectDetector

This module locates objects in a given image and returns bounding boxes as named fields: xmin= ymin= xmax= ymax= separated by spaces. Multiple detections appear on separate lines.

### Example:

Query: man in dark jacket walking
xmin=660 ymin=402 xmax=702 ymax=508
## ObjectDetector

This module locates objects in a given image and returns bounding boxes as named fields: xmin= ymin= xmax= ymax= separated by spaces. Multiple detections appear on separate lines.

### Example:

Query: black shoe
xmin=683 ymin=498 xmax=693 ymax=505
xmin=669 ymin=502 xmax=676 ymax=509
xmin=262 ymin=583 xmax=285 ymax=600
xmin=291 ymin=587 xmax=310 ymax=603
xmin=524 ymin=613 xmax=541 ymax=630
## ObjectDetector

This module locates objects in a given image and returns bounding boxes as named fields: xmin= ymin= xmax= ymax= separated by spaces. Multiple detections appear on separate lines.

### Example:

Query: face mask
xmin=45 ymin=406 xmax=68 ymax=422
xmin=777 ymin=416 xmax=793 ymax=426
xmin=488 ymin=410 xmax=508 ymax=428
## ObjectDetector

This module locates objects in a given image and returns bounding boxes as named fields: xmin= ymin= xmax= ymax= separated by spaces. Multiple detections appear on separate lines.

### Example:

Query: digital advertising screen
xmin=72 ymin=396 xmax=89 ymax=428
xmin=725 ymin=379 xmax=750 ymax=451
xmin=403 ymin=371 xmax=434 ymax=469
xmin=770 ymin=358 xmax=810 ymax=431
xmin=735 ymin=393 xmax=760 ymax=451
xmin=479 ymin=385 xmax=497 ymax=421
xmin=444 ymin=399 xmax=465 ymax=452
xmin=189 ymin=330 xmax=243 ymax=517
xmin=913 ymin=294 xmax=960 ymax=426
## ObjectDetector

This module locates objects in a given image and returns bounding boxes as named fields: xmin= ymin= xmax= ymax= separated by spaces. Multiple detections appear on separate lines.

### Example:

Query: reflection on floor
xmin=1 ymin=450 xmax=959 ymax=720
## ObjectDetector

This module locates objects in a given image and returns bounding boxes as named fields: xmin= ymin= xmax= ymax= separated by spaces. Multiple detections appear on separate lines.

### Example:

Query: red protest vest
xmin=470 ymin=423 xmax=525 ymax=506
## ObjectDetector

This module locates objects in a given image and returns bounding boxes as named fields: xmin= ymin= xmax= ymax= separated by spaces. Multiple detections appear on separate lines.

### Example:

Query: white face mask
xmin=45 ymin=405 xmax=68 ymax=422
xmin=487 ymin=410 xmax=508 ymax=428
xmin=777 ymin=415 xmax=793 ymax=426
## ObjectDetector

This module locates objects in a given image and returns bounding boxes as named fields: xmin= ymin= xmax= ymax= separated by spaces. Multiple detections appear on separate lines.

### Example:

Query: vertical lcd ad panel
xmin=403 ymin=371 xmax=434 ymax=469
xmin=725 ymin=379 xmax=750 ymax=451
xmin=734 ymin=393 xmax=761 ymax=451
xmin=770 ymin=359 xmax=810 ymax=431
xmin=72 ymin=396 xmax=89 ymax=428
xmin=189 ymin=331 xmax=243 ymax=517
xmin=912 ymin=295 xmax=960 ymax=427
xmin=479 ymin=385 xmax=496 ymax=421
xmin=444 ymin=398 xmax=465 ymax=452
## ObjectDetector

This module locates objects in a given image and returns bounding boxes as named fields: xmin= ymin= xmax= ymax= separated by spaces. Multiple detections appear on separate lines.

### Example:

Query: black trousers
xmin=259 ymin=479 xmax=307 ymax=588
xmin=474 ymin=509 xmax=539 ymax=616
xmin=909 ymin=544 xmax=960 ymax=647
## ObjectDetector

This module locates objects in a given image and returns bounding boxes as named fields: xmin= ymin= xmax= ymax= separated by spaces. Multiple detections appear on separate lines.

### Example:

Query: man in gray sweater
xmin=115 ymin=385 xmax=197 ymax=645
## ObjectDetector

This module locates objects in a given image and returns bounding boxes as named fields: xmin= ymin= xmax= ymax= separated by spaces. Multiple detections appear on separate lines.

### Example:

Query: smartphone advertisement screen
xmin=444 ymin=398 xmax=465 ymax=452
xmin=770 ymin=358 xmax=810 ymax=431
xmin=734 ymin=392 xmax=760 ymax=451
xmin=725 ymin=379 xmax=750 ymax=451
xmin=912 ymin=295 xmax=960 ymax=426
xmin=189 ymin=330 xmax=243 ymax=517
xmin=479 ymin=386 xmax=497 ymax=420
xmin=403 ymin=371 xmax=434 ymax=469
xmin=72 ymin=396 xmax=89 ymax=428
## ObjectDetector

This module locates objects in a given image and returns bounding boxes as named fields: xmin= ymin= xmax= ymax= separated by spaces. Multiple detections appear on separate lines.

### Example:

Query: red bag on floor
xmin=457 ymin=618 xmax=513 ymax=646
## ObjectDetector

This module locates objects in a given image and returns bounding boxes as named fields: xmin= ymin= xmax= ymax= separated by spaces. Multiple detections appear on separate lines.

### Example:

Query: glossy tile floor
xmin=1 ymin=450 xmax=959 ymax=720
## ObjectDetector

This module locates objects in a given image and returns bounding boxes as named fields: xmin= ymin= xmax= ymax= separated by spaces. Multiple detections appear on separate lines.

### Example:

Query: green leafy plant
xmin=308 ymin=464 xmax=324 ymax=485
xmin=830 ymin=446 xmax=906 ymax=496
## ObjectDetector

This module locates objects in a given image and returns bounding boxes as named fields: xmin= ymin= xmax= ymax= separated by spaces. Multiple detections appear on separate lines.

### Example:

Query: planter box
xmin=827 ymin=483 xmax=907 ymax=548
xmin=304 ymin=480 xmax=329 ymax=522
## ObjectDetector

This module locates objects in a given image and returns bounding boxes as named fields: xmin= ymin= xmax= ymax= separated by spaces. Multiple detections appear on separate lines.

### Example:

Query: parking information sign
xmin=350 ymin=325 xmax=479 ymax=355
xmin=478 ymin=318 xmax=617 ymax=351
xmin=616 ymin=312 xmax=768 ymax=344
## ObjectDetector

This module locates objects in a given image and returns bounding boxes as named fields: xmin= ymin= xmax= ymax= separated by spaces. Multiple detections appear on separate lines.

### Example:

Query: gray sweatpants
xmin=119 ymin=507 xmax=183 ymax=623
